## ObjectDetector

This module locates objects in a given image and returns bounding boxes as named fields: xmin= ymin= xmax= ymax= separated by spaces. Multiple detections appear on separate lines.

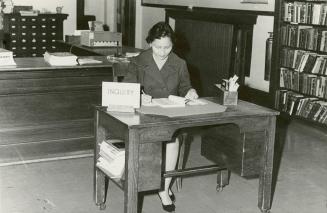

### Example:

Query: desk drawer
xmin=201 ymin=124 xmax=263 ymax=178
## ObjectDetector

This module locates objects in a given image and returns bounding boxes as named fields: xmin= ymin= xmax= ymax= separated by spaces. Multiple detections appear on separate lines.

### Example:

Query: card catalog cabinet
xmin=3 ymin=14 xmax=68 ymax=57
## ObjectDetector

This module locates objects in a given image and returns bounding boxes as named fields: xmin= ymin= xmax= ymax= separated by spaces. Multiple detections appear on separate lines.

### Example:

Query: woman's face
xmin=150 ymin=36 xmax=173 ymax=60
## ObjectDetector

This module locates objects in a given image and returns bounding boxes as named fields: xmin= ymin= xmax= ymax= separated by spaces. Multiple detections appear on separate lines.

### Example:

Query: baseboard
xmin=0 ymin=137 xmax=94 ymax=167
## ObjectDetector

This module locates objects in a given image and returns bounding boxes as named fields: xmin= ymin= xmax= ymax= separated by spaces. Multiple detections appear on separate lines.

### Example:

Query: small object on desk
xmin=0 ymin=48 xmax=16 ymax=66
xmin=77 ymin=58 xmax=103 ymax=65
xmin=107 ymin=55 xmax=130 ymax=63
xmin=215 ymin=84 xmax=238 ymax=105
xmin=102 ymin=82 xmax=140 ymax=112
xmin=215 ymin=74 xmax=239 ymax=105
xmin=65 ymin=35 xmax=81 ymax=45
xmin=150 ymin=95 xmax=207 ymax=108
xmin=80 ymin=31 xmax=122 ymax=47
xmin=125 ymin=52 xmax=140 ymax=58
xmin=141 ymin=92 xmax=152 ymax=106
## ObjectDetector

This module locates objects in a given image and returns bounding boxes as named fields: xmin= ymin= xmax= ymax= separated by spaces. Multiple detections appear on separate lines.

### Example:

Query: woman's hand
xmin=185 ymin=88 xmax=198 ymax=100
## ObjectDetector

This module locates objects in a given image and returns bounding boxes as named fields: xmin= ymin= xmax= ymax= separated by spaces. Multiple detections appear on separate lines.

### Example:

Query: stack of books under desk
xmin=96 ymin=139 xmax=125 ymax=180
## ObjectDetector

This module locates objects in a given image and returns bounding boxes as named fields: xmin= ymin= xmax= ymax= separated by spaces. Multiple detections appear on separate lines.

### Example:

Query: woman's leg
xmin=159 ymin=138 xmax=179 ymax=205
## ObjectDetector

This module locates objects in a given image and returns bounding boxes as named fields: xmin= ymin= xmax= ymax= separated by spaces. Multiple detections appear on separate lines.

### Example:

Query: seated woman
xmin=124 ymin=21 xmax=198 ymax=212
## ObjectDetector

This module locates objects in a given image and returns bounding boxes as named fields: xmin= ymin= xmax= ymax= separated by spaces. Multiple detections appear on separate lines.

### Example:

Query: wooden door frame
xmin=119 ymin=0 xmax=136 ymax=46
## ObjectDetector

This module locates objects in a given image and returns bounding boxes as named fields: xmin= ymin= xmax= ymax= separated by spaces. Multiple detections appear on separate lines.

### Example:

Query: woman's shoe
xmin=158 ymin=194 xmax=175 ymax=212
xmin=161 ymin=203 xmax=175 ymax=212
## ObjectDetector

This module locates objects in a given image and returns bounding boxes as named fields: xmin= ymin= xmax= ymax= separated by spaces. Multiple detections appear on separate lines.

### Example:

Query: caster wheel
xmin=261 ymin=209 xmax=270 ymax=213
xmin=216 ymin=185 xmax=224 ymax=192
xmin=99 ymin=203 xmax=106 ymax=210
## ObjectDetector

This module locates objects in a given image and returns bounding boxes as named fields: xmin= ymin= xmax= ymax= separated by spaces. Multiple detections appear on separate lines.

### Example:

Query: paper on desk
xmin=137 ymin=99 xmax=227 ymax=117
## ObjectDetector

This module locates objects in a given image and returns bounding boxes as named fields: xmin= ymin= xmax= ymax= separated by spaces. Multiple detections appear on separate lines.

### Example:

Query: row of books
xmin=281 ymin=25 xmax=322 ymax=51
xmin=275 ymin=90 xmax=327 ymax=124
xmin=283 ymin=2 xmax=327 ymax=25
xmin=280 ymin=68 xmax=327 ymax=98
xmin=96 ymin=139 xmax=125 ymax=179
xmin=281 ymin=49 xmax=327 ymax=75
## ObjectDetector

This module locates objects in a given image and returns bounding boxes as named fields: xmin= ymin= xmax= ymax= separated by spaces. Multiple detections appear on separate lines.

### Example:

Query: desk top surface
xmin=0 ymin=56 xmax=113 ymax=72
xmin=98 ymin=98 xmax=279 ymax=128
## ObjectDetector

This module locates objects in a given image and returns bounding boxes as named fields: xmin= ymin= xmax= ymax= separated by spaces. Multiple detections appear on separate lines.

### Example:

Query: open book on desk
xmin=138 ymin=97 xmax=227 ymax=117
xmin=150 ymin=95 xmax=207 ymax=108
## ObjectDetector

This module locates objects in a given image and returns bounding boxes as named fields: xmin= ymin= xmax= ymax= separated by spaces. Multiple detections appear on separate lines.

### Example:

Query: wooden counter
xmin=56 ymin=41 xmax=142 ymax=56
xmin=0 ymin=57 xmax=114 ymax=166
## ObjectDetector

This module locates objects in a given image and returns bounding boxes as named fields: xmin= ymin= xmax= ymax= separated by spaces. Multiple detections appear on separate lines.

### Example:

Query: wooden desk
xmin=0 ymin=57 xmax=114 ymax=165
xmin=94 ymin=99 xmax=279 ymax=213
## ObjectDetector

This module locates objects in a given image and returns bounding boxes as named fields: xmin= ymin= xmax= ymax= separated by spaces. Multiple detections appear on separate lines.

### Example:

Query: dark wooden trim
xmin=166 ymin=8 xmax=258 ymax=25
xmin=76 ymin=0 xmax=96 ymax=30
xmin=122 ymin=0 xmax=136 ymax=46
xmin=144 ymin=2 xmax=275 ymax=16
xmin=270 ymin=0 xmax=283 ymax=104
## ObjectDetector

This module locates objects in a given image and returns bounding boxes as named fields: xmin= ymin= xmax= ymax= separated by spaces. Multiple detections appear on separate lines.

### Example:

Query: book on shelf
xmin=0 ymin=48 xmax=16 ymax=66
xmin=150 ymin=95 xmax=207 ymax=108
xmin=44 ymin=51 xmax=78 ymax=66
xmin=96 ymin=139 xmax=125 ymax=179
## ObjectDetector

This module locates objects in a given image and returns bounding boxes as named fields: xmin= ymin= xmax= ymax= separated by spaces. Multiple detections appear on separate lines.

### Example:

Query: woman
xmin=124 ymin=22 xmax=198 ymax=212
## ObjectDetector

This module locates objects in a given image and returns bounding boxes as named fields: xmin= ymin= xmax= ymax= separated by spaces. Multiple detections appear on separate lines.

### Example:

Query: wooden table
xmin=94 ymin=99 xmax=279 ymax=213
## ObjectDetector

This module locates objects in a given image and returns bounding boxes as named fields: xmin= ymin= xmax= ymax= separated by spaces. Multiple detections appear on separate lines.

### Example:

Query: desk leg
xmin=257 ymin=116 xmax=276 ymax=213
xmin=95 ymin=168 xmax=107 ymax=209
xmin=124 ymin=130 xmax=140 ymax=213
xmin=94 ymin=113 xmax=107 ymax=209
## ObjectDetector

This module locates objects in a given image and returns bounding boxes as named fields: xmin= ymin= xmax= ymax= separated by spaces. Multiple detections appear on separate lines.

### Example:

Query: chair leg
xmin=176 ymin=133 xmax=186 ymax=192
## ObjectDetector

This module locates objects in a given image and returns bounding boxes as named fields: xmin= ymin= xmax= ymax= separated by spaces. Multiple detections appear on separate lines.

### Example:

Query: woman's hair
xmin=146 ymin=22 xmax=176 ymax=44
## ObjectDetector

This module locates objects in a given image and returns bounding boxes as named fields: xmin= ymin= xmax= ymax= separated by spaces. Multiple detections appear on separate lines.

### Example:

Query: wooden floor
xmin=0 ymin=119 xmax=326 ymax=213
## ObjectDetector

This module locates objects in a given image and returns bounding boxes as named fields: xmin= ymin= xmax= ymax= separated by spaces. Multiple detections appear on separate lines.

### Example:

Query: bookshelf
xmin=274 ymin=0 xmax=327 ymax=126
